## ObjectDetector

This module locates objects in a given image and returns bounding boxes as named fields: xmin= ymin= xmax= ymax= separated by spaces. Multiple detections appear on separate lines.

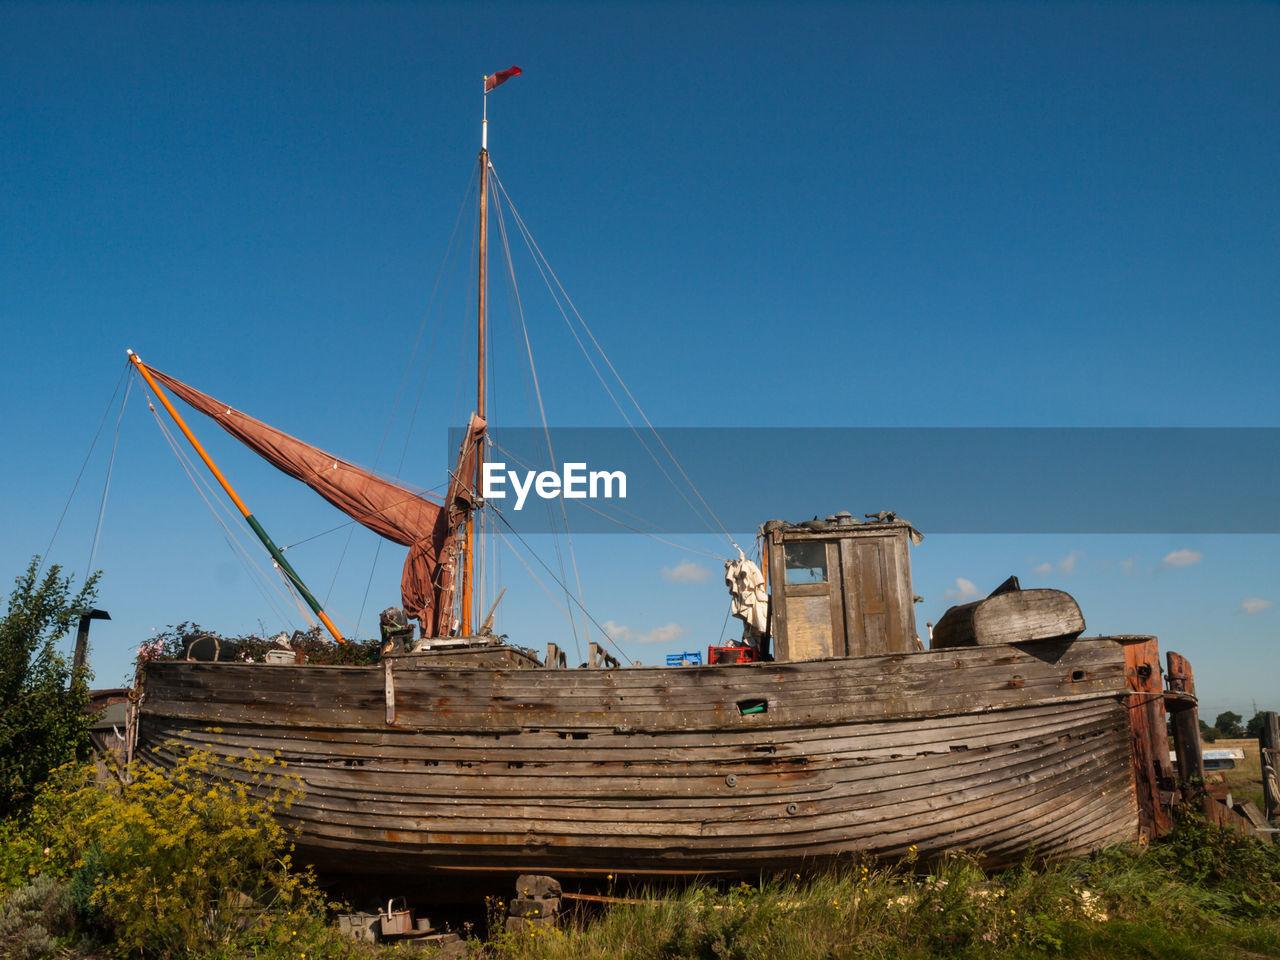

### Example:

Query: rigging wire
xmin=494 ymin=528 xmax=573 ymax=624
xmin=490 ymin=171 xmax=708 ymax=531
xmin=145 ymin=395 xmax=300 ymax=624
xmin=487 ymin=439 xmax=726 ymax=561
xmin=490 ymin=171 xmax=590 ymax=656
xmin=490 ymin=167 xmax=740 ymax=554
xmin=39 ymin=360 xmax=132 ymax=581
xmin=395 ymin=162 xmax=481 ymax=476
xmin=335 ymin=164 xmax=480 ymax=626
xmin=716 ymin=604 xmax=733 ymax=645
xmin=85 ymin=375 xmax=133 ymax=583
xmin=275 ymin=476 xmax=446 ymax=553
xmin=141 ymin=388 xmax=317 ymax=633
xmin=489 ymin=504 xmax=633 ymax=665
xmin=490 ymin=272 xmax=585 ymax=642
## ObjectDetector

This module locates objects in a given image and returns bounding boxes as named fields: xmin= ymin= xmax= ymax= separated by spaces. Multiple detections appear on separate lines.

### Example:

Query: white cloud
xmin=944 ymin=578 xmax=981 ymax=603
xmin=1161 ymin=549 xmax=1203 ymax=569
xmin=1240 ymin=598 xmax=1272 ymax=615
xmin=601 ymin=619 xmax=687 ymax=645
xmin=1120 ymin=557 xmax=1137 ymax=575
xmin=1030 ymin=551 xmax=1080 ymax=577
xmin=661 ymin=560 xmax=711 ymax=583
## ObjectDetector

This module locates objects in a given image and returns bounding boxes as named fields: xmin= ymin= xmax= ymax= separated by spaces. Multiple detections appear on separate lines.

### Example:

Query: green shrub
xmin=83 ymin=751 xmax=321 ymax=956
xmin=0 ymin=873 xmax=74 ymax=960
xmin=0 ymin=559 xmax=99 ymax=819
xmin=0 ymin=750 xmax=331 ymax=959
xmin=1152 ymin=810 xmax=1280 ymax=918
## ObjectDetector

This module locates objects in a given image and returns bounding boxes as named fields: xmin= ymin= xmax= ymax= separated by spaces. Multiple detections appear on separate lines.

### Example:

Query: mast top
xmin=481 ymin=65 xmax=522 ymax=152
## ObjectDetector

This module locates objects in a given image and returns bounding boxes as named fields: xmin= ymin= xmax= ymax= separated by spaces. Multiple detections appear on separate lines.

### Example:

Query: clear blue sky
xmin=1 ymin=1 xmax=1276 ymax=720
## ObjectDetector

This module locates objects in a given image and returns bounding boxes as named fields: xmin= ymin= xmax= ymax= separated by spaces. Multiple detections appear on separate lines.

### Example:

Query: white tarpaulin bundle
xmin=725 ymin=551 xmax=769 ymax=644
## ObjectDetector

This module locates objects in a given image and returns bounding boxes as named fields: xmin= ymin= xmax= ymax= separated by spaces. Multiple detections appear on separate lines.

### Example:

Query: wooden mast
xmin=461 ymin=148 xmax=487 ymax=636
xmin=460 ymin=67 xmax=519 ymax=636
xmin=461 ymin=83 xmax=493 ymax=637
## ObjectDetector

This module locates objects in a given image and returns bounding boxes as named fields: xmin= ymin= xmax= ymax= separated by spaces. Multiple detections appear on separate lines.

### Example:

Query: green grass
xmin=482 ymin=826 xmax=1280 ymax=960
xmin=5 ymin=758 xmax=1279 ymax=960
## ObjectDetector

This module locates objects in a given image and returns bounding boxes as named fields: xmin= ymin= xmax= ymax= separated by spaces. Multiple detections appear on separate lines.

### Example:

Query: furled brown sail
xmin=148 ymin=367 xmax=483 ymax=637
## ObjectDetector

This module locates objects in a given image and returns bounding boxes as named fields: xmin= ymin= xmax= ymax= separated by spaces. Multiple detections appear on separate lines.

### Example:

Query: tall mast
xmin=461 ymin=84 xmax=491 ymax=636
xmin=460 ymin=67 xmax=518 ymax=636
xmin=461 ymin=148 xmax=488 ymax=636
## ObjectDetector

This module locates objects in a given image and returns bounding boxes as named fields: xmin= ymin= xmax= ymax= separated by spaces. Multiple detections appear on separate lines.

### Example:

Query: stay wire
xmin=40 ymin=359 xmax=131 ymax=582
xmin=490 ymin=168 xmax=739 ymax=552
xmin=141 ymin=388 xmax=309 ymax=631
xmin=85 ymin=374 xmax=133 ymax=583
xmin=488 ymin=503 xmax=632 ymax=665
xmin=144 ymin=394 xmax=294 ymax=623
xmin=277 ymin=478 xmax=448 ymax=553
xmin=486 ymin=439 xmax=727 ymax=561
xmin=489 ymin=170 xmax=704 ymax=528
xmin=494 ymin=528 xmax=574 ymax=623
xmin=342 ymin=163 xmax=479 ymax=627
xmin=490 ymin=170 xmax=588 ymax=657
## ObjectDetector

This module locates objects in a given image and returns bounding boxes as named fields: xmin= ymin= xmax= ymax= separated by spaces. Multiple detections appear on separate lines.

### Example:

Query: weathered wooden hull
xmin=134 ymin=637 xmax=1139 ymax=877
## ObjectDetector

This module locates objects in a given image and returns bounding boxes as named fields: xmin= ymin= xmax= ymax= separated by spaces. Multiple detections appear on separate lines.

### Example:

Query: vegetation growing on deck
xmin=136 ymin=622 xmax=383 ymax=668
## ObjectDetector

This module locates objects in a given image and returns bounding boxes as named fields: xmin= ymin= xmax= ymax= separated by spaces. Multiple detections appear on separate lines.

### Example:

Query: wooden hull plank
xmin=136 ymin=637 xmax=1139 ymax=876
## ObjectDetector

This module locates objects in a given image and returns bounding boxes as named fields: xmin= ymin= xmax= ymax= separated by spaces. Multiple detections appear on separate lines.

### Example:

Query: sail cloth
xmin=148 ymin=367 xmax=484 ymax=637
xmin=409 ymin=412 xmax=486 ymax=637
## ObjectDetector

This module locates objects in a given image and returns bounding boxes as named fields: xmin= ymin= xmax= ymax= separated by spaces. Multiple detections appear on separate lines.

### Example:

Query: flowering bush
xmin=1 ymin=751 xmax=333 ymax=959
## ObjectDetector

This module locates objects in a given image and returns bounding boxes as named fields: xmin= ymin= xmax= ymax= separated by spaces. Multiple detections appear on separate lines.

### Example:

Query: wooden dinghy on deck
xmin=930 ymin=578 xmax=1086 ymax=649
xmin=129 ymin=515 xmax=1178 ymax=878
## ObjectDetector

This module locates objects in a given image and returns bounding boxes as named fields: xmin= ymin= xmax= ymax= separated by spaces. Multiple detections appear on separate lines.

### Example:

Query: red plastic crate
xmin=708 ymin=645 xmax=760 ymax=665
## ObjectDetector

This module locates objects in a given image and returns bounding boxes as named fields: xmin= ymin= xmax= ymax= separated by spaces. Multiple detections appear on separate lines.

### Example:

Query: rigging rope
xmin=279 ymin=481 xmax=447 ymax=552
xmin=490 ymin=166 xmax=742 ymax=555
xmin=338 ymin=164 xmax=480 ymax=630
xmin=494 ymin=528 xmax=574 ymax=624
xmin=487 ymin=439 xmax=726 ymax=561
xmin=40 ymin=360 xmax=131 ymax=581
xmin=490 ymin=170 xmax=590 ymax=656
xmin=141 ymin=388 xmax=317 ymax=633
xmin=489 ymin=504 xmax=633 ymax=665
xmin=85 ymin=374 xmax=133 ymax=582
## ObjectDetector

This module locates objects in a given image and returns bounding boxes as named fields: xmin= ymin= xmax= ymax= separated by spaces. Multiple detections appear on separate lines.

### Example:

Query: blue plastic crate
xmin=665 ymin=651 xmax=702 ymax=666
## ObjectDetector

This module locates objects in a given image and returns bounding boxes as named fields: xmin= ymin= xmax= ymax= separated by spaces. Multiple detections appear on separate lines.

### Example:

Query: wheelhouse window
xmin=784 ymin=542 xmax=827 ymax=584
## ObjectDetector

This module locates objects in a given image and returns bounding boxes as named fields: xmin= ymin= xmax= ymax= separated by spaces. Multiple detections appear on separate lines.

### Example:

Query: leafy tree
xmin=1198 ymin=719 xmax=1220 ymax=743
xmin=1215 ymin=711 xmax=1245 ymax=739
xmin=0 ymin=559 xmax=100 ymax=818
xmin=1246 ymin=711 xmax=1276 ymax=739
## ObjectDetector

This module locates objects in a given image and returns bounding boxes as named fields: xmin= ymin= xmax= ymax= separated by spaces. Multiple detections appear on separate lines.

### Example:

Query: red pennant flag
xmin=485 ymin=65 xmax=522 ymax=93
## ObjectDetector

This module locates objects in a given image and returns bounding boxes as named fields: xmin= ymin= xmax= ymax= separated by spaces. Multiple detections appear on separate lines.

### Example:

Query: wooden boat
xmin=129 ymin=514 xmax=1181 ymax=876
xmin=123 ymin=74 xmax=1196 ymax=878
